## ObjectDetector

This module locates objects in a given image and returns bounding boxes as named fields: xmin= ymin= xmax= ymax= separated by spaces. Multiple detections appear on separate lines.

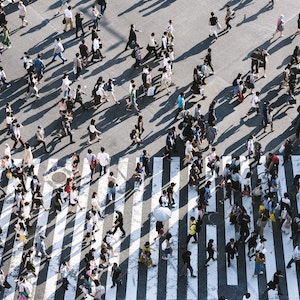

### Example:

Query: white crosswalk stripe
xmin=0 ymin=156 xmax=300 ymax=300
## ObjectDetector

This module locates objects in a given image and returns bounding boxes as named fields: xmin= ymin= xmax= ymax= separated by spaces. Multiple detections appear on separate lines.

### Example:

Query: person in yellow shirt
xmin=186 ymin=216 xmax=198 ymax=246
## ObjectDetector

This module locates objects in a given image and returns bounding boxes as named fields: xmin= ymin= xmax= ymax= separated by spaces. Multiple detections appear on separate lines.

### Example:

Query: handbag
xmin=62 ymin=18 xmax=66 ymax=24
xmin=90 ymin=159 xmax=97 ymax=170
xmin=279 ymin=144 xmax=285 ymax=153
xmin=147 ymin=86 xmax=155 ymax=97
xmin=269 ymin=213 xmax=276 ymax=222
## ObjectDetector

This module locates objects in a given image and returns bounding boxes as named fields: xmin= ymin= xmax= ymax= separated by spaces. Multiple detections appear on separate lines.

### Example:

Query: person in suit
xmin=225 ymin=238 xmax=238 ymax=267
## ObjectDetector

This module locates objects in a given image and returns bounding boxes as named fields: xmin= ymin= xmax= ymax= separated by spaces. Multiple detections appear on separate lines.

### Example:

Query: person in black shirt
xmin=225 ymin=238 xmax=238 ymax=267
xmin=209 ymin=12 xmax=218 ymax=39
xmin=75 ymin=13 xmax=84 ymax=38
xmin=125 ymin=24 xmax=140 ymax=51
xmin=263 ymin=270 xmax=284 ymax=295
xmin=205 ymin=48 xmax=214 ymax=73
xmin=74 ymin=85 xmax=88 ymax=110
xmin=167 ymin=182 xmax=176 ymax=207
xmin=112 ymin=211 xmax=126 ymax=238
xmin=181 ymin=250 xmax=196 ymax=277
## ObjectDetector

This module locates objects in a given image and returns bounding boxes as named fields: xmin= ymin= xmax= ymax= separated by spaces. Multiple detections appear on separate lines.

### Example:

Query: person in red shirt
xmin=266 ymin=153 xmax=279 ymax=175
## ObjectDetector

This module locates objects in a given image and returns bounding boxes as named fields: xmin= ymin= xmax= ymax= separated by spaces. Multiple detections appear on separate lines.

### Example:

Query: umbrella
xmin=153 ymin=207 xmax=172 ymax=222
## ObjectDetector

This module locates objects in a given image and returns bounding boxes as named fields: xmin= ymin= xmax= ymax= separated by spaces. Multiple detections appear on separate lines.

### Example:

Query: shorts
xmin=19 ymin=15 xmax=25 ymax=20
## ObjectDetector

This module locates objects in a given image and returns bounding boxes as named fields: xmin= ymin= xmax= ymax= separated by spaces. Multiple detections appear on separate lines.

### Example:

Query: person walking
xmin=87 ymin=118 xmax=101 ymax=144
xmin=59 ymin=261 xmax=70 ymax=290
xmin=133 ymin=43 xmax=143 ymax=69
xmin=35 ymin=234 xmax=51 ymax=259
xmin=282 ymin=138 xmax=293 ymax=164
xmin=112 ymin=211 xmax=126 ymax=238
xmin=139 ymin=242 xmax=156 ymax=267
xmin=253 ymin=251 xmax=266 ymax=277
xmin=22 ymin=248 xmax=37 ymax=277
xmin=75 ymin=12 xmax=84 ymax=38
xmin=225 ymin=238 xmax=238 ymax=267
xmin=89 ymin=5 xmax=101 ymax=31
xmin=98 ymin=0 xmax=107 ymax=15
xmin=111 ymin=263 xmax=122 ymax=288
xmin=272 ymin=15 xmax=285 ymax=38
xmin=184 ymin=216 xmax=198 ymax=246
xmin=33 ymin=54 xmax=45 ymax=82
xmin=107 ymin=171 xmax=117 ymax=202
xmin=245 ymin=92 xmax=260 ymax=118
xmin=209 ymin=12 xmax=219 ymax=39
xmin=139 ymin=149 xmax=151 ymax=176
xmin=262 ymin=270 xmax=284 ymax=296
xmin=286 ymin=245 xmax=300 ymax=268
xmin=161 ymin=232 xmax=173 ymax=260
xmin=205 ymin=239 xmax=218 ymax=266
xmin=12 ymin=123 xmax=25 ymax=150
xmin=73 ymin=53 xmax=82 ymax=80
xmin=33 ymin=126 xmax=49 ymax=152
xmin=174 ymin=92 xmax=185 ymax=120
xmin=180 ymin=250 xmax=197 ymax=277
xmin=225 ymin=4 xmax=235 ymax=31
xmin=18 ymin=1 xmax=28 ymax=27
xmin=126 ymin=84 xmax=140 ymax=113
xmin=125 ymin=24 xmax=140 ymax=51
xmin=97 ymin=147 xmax=110 ymax=176
xmin=145 ymin=32 xmax=159 ymax=60
xmin=63 ymin=5 xmax=74 ymax=32
xmin=73 ymin=84 xmax=88 ymax=110
xmin=2 ymin=25 xmax=11 ymax=49
xmin=52 ymin=38 xmax=67 ymax=63
xmin=87 ymin=149 xmax=97 ymax=181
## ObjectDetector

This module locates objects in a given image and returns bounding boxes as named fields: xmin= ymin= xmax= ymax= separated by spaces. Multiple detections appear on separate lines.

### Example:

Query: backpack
xmin=139 ymin=154 xmax=145 ymax=163
xmin=131 ymin=49 xmax=136 ymax=58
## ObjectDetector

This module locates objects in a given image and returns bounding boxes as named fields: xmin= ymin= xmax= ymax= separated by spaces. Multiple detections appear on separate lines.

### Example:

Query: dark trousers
xmin=75 ymin=67 xmax=82 ymax=80
xmin=143 ymin=162 xmax=150 ymax=175
xmin=125 ymin=39 xmax=136 ymax=50
xmin=145 ymin=46 xmax=159 ymax=59
xmin=13 ymin=137 xmax=25 ymax=149
xmin=62 ymin=277 xmax=69 ymax=289
xmin=174 ymin=107 xmax=183 ymax=119
xmin=225 ymin=18 xmax=232 ymax=30
xmin=100 ymin=3 xmax=106 ymax=15
xmin=186 ymin=233 xmax=197 ymax=244
xmin=112 ymin=224 xmax=125 ymax=236
xmin=75 ymin=99 xmax=87 ymax=109
xmin=75 ymin=25 xmax=84 ymax=38
xmin=99 ymin=165 xmax=106 ymax=175
xmin=205 ymin=252 xmax=214 ymax=264
xmin=227 ymin=252 xmax=235 ymax=265
xmin=34 ymin=140 xmax=47 ymax=150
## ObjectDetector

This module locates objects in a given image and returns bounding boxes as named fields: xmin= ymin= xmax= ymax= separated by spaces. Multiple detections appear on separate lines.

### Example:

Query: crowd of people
xmin=0 ymin=0 xmax=299 ymax=300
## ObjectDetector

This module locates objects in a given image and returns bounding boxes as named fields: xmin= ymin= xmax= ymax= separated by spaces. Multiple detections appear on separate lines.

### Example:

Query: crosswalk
xmin=0 ymin=155 xmax=300 ymax=300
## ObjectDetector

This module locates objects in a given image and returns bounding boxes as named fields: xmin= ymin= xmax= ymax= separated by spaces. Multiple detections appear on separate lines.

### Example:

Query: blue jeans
xmin=254 ymin=262 xmax=264 ymax=275
xmin=52 ymin=52 xmax=65 ymax=62
xmin=108 ymin=187 xmax=116 ymax=201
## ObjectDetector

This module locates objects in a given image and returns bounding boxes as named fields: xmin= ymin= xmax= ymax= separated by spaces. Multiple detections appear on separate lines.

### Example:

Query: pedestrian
xmin=245 ymin=92 xmax=260 ymax=118
xmin=97 ymin=147 xmax=110 ymax=176
xmin=272 ymin=15 xmax=285 ymax=38
xmin=18 ymin=1 xmax=28 ymax=27
xmin=22 ymin=248 xmax=36 ymax=276
xmin=25 ymin=72 xmax=40 ymax=101
xmin=290 ymin=214 xmax=300 ymax=241
xmin=167 ymin=182 xmax=176 ymax=207
xmin=174 ymin=92 xmax=185 ymax=120
xmin=0 ymin=66 xmax=11 ymax=88
xmin=145 ymin=32 xmax=159 ymax=60
xmin=260 ymin=49 xmax=270 ymax=78
xmin=139 ymin=241 xmax=156 ymax=267
xmin=262 ymin=100 xmax=273 ymax=133
xmin=225 ymin=238 xmax=238 ymax=267
xmin=79 ymin=39 xmax=89 ymax=67
xmin=180 ymin=250 xmax=196 ymax=277
xmin=204 ymin=239 xmax=218 ymax=266
xmin=16 ymin=276 xmax=33 ymax=300
xmin=133 ymin=43 xmax=143 ymax=69
xmin=237 ymin=80 xmax=246 ymax=102
xmin=206 ymin=124 xmax=217 ymax=145
xmin=0 ymin=7 xmax=7 ymax=27
xmin=112 ymin=211 xmax=126 ymax=238
xmin=110 ymin=263 xmax=122 ymax=288
xmin=87 ymin=118 xmax=102 ymax=144
xmin=183 ymin=138 xmax=195 ymax=167
xmin=106 ymin=78 xmax=120 ymax=104
xmin=126 ymin=84 xmax=140 ymax=113
xmin=33 ymin=54 xmax=45 ymax=82
xmin=87 ymin=149 xmax=97 ymax=181
xmin=2 ymin=25 xmax=11 ymax=49
xmin=94 ymin=282 xmax=105 ymax=300
xmin=59 ymin=261 xmax=70 ymax=290
xmin=296 ymin=13 xmax=300 ymax=35
xmin=52 ymin=38 xmax=67 ymax=63
xmin=60 ymin=112 xmax=74 ymax=144
xmin=107 ymin=171 xmax=117 ymax=202
xmin=89 ymin=5 xmax=101 ymax=31
xmin=75 ymin=12 xmax=84 ymax=38
xmin=225 ymin=4 xmax=235 ymax=31
xmin=98 ymin=0 xmax=107 ymax=15
xmin=91 ymin=37 xmax=105 ymax=62
xmin=185 ymin=216 xmax=198 ymax=246
xmin=163 ymin=131 xmax=174 ymax=161
xmin=154 ymin=221 xmax=164 ymax=241
xmin=209 ymin=12 xmax=219 ymax=39
xmin=73 ymin=53 xmax=82 ymax=80
xmin=286 ymin=245 xmax=300 ymax=268
xmin=166 ymin=19 xmax=175 ymax=44
xmin=63 ymin=5 xmax=74 ymax=32
xmin=205 ymin=48 xmax=214 ymax=74
xmin=0 ymin=268 xmax=11 ymax=291
xmin=23 ymin=142 xmax=34 ymax=175
xmin=12 ymin=123 xmax=25 ymax=150
xmin=263 ymin=270 xmax=284 ymax=296
xmin=73 ymin=84 xmax=88 ymax=110
xmin=33 ymin=126 xmax=49 ymax=152
xmin=253 ymin=250 xmax=266 ymax=277
xmin=208 ymin=100 xmax=217 ymax=125
xmin=282 ymin=138 xmax=293 ymax=164
xmin=161 ymin=232 xmax=173 ymax=260
xmin=36 ymin=234 xmax=51 ymax=259
xmin=125 ymin=24 xmax=140 ymax=51
xmin=90 ymin=192 xmax=103 ymax=218
xmin=245 ymin=135 xmax=255 ymax=159
xmin=139 ymin=149 xmax=151 ymax=176
xmin=32 ymin=185 xmax=49 ymax=210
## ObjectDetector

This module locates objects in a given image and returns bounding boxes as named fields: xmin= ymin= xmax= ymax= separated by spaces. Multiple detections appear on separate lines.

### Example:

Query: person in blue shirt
xmin=174 ymin=92 xmax=185 ymax=120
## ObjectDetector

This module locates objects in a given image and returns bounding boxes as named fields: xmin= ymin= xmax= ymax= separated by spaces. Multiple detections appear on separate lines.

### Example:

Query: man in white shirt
xmin=245 ymin=91 xmax=260 ymax=118
xmin=287 ymin=245 xmax=300 ymax=268
xmin=145 ymin=32 xmax=159 ymax=59
xmin=183 ymin=138 xmax=195 ymax=167
xmin=63 ymin=6 xmax=74 ymax=32
xmin=97 ymin=147 xmax=110 ymax=176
